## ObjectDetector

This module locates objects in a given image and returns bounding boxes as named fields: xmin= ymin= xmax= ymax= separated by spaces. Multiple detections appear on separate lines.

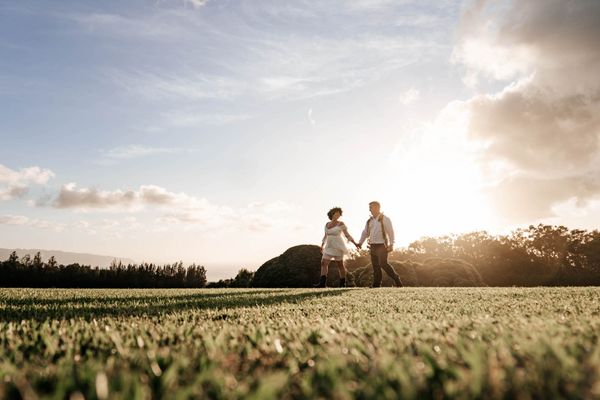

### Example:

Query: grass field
xmin=1 ymin=287 xmax=600 ymax=399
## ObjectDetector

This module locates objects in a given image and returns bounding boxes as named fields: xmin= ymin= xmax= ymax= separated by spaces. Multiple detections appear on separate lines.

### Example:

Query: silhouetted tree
xmin=8 ymin=251 xmax=18 ymax=264
xmin=230 ymin=268 xmax=254 ymax=288
xmin=405 ymin=224 xmax=600 ymax=286
xmin=0 ymin=255 xmax=208 ymax=288
xmin=206 ymin=279 xmax=233 ymax=288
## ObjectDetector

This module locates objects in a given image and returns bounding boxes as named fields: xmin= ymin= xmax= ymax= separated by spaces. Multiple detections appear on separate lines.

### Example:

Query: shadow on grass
xmin=0 ymin=289 xmax=352 ymax=322
xmin=1 ymin=289 xmax=284 ymax=307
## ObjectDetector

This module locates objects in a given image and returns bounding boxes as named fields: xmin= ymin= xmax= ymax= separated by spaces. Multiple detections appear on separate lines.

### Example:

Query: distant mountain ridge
xmin=0 ymin=248 xmax=135 ymax=268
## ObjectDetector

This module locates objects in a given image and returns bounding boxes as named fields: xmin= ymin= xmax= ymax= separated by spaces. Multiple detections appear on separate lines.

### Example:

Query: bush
xmin=351 ymin=258 xmax=484 ymax=287
xmin=415 ymin=258 xmax=485 ymax=286
xmin=206 ymin=279 xmax=233 ymax=288
xmin=353 ymin=261 xmax=419 ymax=287
xmin=230 ymin=268 xmax=255 ymax=288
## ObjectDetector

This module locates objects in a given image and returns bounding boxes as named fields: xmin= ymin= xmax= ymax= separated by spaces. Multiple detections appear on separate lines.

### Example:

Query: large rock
xmin=251 ymin=245 xmax=347 ymax=288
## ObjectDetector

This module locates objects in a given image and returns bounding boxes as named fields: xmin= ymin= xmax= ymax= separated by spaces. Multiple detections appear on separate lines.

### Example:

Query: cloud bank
xmin=50 ymin=182 xmax=299 ymax=232
xmin=453 ymin=0 xmax=600 ymax=222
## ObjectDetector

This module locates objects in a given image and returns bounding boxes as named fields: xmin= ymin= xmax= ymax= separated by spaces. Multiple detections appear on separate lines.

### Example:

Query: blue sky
xmin=2 ymin=0 xmax=465 ymax=203
xmin=2 ymin=0 xmax=599 ymax=278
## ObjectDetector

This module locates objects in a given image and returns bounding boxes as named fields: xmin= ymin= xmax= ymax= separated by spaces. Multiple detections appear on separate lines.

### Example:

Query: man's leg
xmin=370 ymin=246 xmax=382 ymax=287
xmin=379 ymin=247 xmax=403 ymax=287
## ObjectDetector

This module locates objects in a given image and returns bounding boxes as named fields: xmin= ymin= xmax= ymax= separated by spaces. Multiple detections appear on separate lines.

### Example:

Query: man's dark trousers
xmin=370 ymin=243 xmax=402 ymax=287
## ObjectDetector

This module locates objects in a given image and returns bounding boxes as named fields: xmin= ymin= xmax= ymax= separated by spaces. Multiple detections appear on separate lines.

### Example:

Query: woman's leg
xmin=320 ymin=259 xmax=330 ymax=276
xmin=338 ymin=260 xmax=347 ymax=288
xmin=338 ymin=260 xmax=346 ymax=278
xmin=314 ymin=257 xmax=330 ymax=287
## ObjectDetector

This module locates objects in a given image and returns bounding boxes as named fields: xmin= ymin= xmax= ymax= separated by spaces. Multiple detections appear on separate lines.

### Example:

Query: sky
xmin=1 ymin=0 xmax=600 ymax=279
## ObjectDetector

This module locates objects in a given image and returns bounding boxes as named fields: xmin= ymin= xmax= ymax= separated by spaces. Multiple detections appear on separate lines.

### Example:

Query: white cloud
xmin=0 ymin=185 xmax=28 ymax=201
xmin=104 ymin=24 xmax=443 ymax=103
xmin=247 ymin=35 xmax=439 ymax=101
xmin=399 ymin=88 xmax=420 ymax=105
xmin=68 ymin=12 xmax=181 ymax=38
xmin=53 ymin=183 xmax=139 ymax=210
xmin=0 ymin=213 xmax=146 ymax=235
xmin=0 ymin=214 xmax=66 ymax=231
xmin=99 ymin=145 xmax=186 ymax=160
xmin=395 ymin=14 xmax=441 ymax=27
xmin=52 ymin=183 xmax=210 ymax=211
xmin=160 ymin=110 xmax=252 ymax=128
xmin=47 ymin=182 xmax=299 ymax=232
xmin=107 ymin=69 xmax=245 ymax=101
xmin=0 ymin=164 xmax=55 ymax=185
xmin=158 ymin=199 xmax=298 ymax=232
xmin=0 ymin=164 xmax=55 ymax=201
xmin=307 ymin=108 xmax=316 ymax=126
xmin=63 ymin=0 xmax=451 ymax=105
xmin=183 ymin=0 xmax=209 ymax=9
xmin=453 ymin=0 xmax=600 ymax=222
xmin=346 ymin=0 xmax=411 ymax=11
xmin=0 ymin=214 xmax=29 ymax=226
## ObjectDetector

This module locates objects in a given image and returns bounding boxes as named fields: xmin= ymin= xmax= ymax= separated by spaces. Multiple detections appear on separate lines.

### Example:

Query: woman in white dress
xmin=314 ymin=207 xmax=359 ymax=288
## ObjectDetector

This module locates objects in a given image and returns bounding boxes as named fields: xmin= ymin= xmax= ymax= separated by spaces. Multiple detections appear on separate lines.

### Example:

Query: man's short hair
xmin=369 ymin=201 xmax=380 ymax=207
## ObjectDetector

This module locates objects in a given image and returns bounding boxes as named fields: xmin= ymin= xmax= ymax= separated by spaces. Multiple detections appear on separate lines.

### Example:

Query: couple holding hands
xmin=316 ymin=201 xmax=403 ymax=288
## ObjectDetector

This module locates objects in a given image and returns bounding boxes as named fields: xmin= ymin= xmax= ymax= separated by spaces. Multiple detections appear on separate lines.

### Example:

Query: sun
xmin=380 ymin=103 xmax=495 ymax=244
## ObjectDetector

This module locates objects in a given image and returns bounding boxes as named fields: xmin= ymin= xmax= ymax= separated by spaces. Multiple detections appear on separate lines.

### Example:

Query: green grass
xmin=1 ymin=287 xmax=600 ymax=399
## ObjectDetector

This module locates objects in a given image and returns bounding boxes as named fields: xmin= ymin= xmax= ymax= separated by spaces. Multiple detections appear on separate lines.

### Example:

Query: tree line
xmin=2 ymin=224 xmax=599 ymax=288
xmin=0 ymin=253 xmax=208 ymax=288
xmin=251 ymin=224 xmax=600 ymax=288
xmin=375 ymin=224 xmax=600 ymax=286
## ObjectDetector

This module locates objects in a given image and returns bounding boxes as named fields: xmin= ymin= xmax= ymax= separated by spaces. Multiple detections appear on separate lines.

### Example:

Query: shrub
xmin=353 ymin=260 xmax=419 ymax=287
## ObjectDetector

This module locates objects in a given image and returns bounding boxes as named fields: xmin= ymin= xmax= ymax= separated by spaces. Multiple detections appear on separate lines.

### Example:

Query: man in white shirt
xmin=357 ymin=201 xmax=403 ymax=288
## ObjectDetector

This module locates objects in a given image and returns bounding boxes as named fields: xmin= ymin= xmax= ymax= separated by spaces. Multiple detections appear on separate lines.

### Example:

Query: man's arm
xmin=384 ymin=216 xmax=395 ymax=248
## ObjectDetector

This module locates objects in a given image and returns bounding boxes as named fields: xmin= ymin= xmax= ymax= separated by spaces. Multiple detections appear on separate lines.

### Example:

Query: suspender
xmin=380 ymin=214 xmax=389 ymax=246
xmin=366 ymin=213 xmax=388 ymax=246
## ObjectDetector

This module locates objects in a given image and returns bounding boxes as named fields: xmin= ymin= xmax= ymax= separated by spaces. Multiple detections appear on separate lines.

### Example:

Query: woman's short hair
xmin=327 ymin=207 xmax=343 ymax=220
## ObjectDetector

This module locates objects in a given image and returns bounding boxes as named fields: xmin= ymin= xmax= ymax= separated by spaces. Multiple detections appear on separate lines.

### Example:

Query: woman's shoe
xmin=313 ymin=275 xmax=327 ymax=288
xmin=339 ymin=278 xmax=346 ymax=288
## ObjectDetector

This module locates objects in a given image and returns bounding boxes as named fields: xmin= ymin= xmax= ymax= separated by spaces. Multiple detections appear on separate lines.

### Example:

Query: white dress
xmin=322 ymin=222 xmax=355 ymax=261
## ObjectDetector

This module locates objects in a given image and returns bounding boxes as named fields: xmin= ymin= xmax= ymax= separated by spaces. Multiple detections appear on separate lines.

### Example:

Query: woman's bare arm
xmin=341 ymin=223 xmax=357 ymax=245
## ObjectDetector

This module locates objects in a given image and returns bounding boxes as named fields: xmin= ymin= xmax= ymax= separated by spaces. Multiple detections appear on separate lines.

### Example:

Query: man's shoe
xmin=339 ymin=278 xmax=346 ymax=288
xmin=313 ymin=275 xmax=327 ymax=288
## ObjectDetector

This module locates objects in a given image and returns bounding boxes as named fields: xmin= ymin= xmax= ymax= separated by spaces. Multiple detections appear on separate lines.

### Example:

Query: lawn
xmin=1 ymin=287 xmax=600 ymax=399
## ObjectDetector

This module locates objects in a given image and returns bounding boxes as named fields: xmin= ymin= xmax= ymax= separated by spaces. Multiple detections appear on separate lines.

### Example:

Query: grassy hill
xmin=1 ymin=287 xmax=599 ymax=399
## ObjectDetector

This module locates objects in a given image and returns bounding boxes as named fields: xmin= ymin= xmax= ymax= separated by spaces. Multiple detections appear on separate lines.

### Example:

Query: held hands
xmin=354 ymin=241 xmax=362 ymax=250
xmin=386 ymin=245 xmax=393 ymax=253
